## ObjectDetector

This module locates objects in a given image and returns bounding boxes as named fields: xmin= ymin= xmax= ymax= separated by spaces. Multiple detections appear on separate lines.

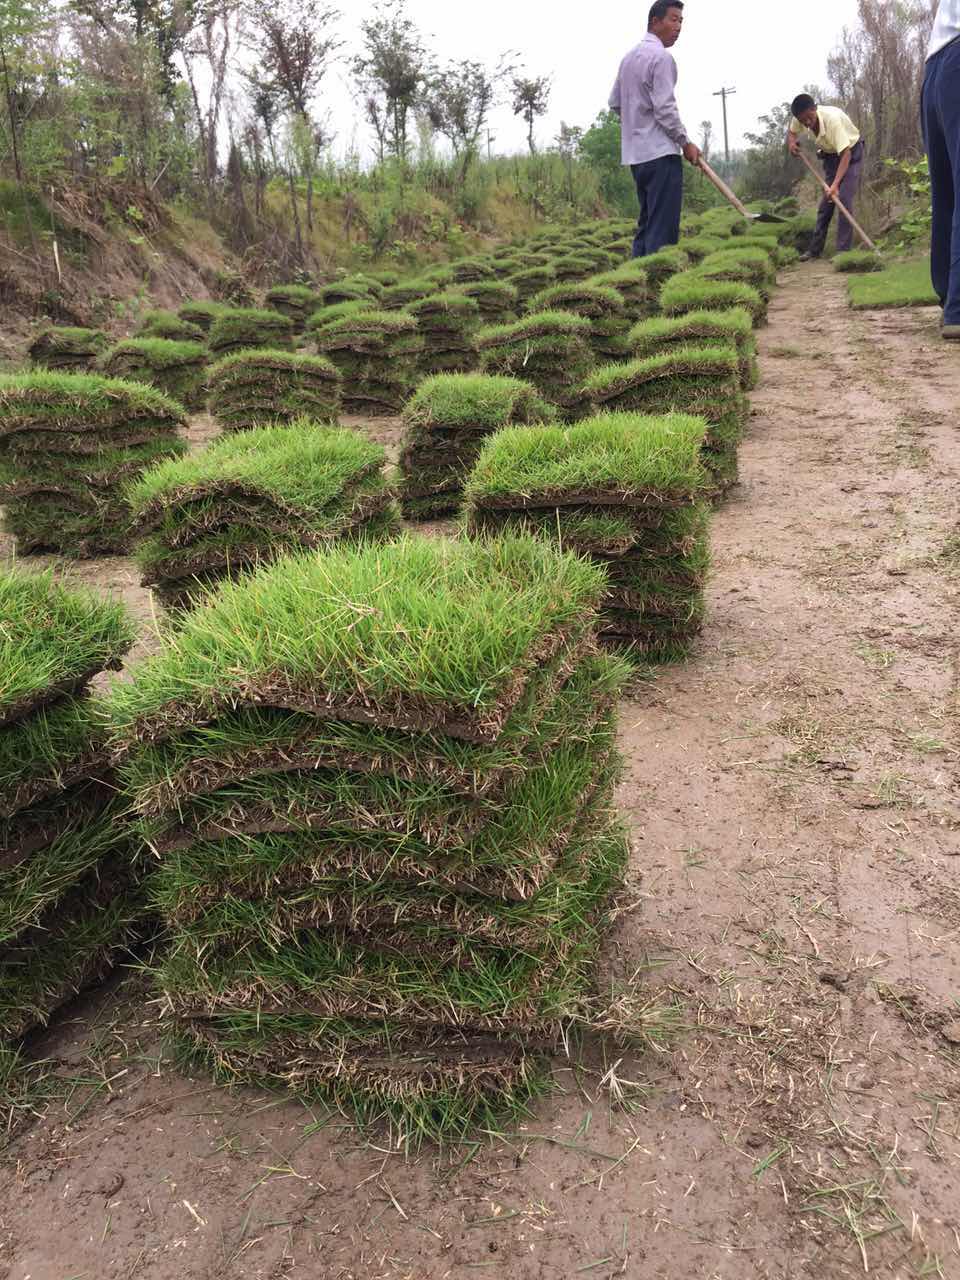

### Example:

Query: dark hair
xmin=791 ymin=93 xmax=816 ymax=117
xmin=648 ymin=0 xmax=683 ymax=25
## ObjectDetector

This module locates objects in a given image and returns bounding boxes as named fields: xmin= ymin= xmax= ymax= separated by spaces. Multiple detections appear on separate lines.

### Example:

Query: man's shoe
xmin=942 ymin=324 xmax=960 ymax=340
xmin=798 ymin=251 xmax=821 ymax=262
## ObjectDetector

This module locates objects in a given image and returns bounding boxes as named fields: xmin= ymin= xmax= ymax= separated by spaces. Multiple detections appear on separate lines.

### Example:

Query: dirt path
xmin=2 ymin=264 xmax=959 ymax=1280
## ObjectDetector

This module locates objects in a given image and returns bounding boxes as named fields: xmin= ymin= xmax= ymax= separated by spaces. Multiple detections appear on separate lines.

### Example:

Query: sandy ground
xmin=1 ymin=263 xmax=959 ymax=1280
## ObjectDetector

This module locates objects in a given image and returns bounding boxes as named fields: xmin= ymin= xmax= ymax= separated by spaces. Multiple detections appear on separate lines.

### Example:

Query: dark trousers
xmin=810 ymin=140 xmax=864 ymax=256
xmin=921 ymin=37 xmax=960 ymax=324
xmin=630 ymin=154 xmax=683 ymax=258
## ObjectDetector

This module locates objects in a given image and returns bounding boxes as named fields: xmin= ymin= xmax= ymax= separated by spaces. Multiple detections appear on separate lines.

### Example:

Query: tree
xmin=827 ymin=0 xmax=934 ymax=172
xmin=352 ymin=0 xmax=428 ymax=163
xmin=424 ymin=54 xmax=513 ymax=178
xmin=181 ymin=0 xmax=242 ymax=191
xmin=577 ymin=110 xmax=633 ymax=215
xmin=739 ymin=100 xmax=804 ymax=202
xmin=246 ymin=0 xmax=341 ymax=231
xmin=511 ymin=73 xmax=549 ymax=155
xmin=699 ymin=119 xmax=713 ymax=161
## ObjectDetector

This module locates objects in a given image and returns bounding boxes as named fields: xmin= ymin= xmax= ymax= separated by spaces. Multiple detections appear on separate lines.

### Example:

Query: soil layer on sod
xmin=527 ymin=284 xmax=631 ymax=361
xmin=264 ymin=284 xmax=322 ymax=331
xmin=397 ymin=374 xmax=556 ymax=519
xmin=111 ymin=533 xmax=630 ymax=1136
xmin=207 ymin=308 xmax=296 ymax=358
xmin=0 ymin=372 xmax=186 ymax=555
xmin=0 ymin=569 xmax=141 ymax=1055
xmin=205 ymin=349 xmax=342 ymax=430
xmin=136 ymin=310 xmax=206 ymax=342
xmin=464 ymin=413 xmax=712 ymax=658
xmin=126 ymin=424 xmax=398 ymax=606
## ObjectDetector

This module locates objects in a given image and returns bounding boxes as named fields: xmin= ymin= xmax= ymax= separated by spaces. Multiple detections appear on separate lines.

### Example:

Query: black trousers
xmin=630 ymin=154 xmax=683 ymax=258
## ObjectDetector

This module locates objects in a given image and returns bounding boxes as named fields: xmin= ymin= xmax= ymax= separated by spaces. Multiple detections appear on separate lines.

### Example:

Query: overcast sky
xmin=318 ymin=0 xmax=863 ymax=161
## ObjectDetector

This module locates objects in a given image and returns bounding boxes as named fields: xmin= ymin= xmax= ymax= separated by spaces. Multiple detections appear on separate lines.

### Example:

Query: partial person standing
xmin=786 ymin=95 xmax=864 ymax=260
xmin=921 ymin=1 xmax=960 ymax=340
xmin=608 ymin=1 xmax=701 ymax=260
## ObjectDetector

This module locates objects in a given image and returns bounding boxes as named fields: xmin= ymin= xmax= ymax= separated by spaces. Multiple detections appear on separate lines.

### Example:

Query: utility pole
xmin=486 ymin=129 xmax=495 ymax=160
xmin=713 ymin=86 xmax=736 ymax=164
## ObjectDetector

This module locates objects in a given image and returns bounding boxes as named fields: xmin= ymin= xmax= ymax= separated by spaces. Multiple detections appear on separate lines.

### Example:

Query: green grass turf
xmin=175 ymin=1011 xmax=553 ymax=1148
xmin=157 ymin=826 xmax=625 ymax=1034
xmin=0 ymin=370 xmax=185 ymax=435
xmin=527 ymin=283 xmax=626 ymax=319
xmin=316 ymin=309 xmax=421 ymax=347
xmin=204 ymin=350 xmax=341 ymax=427
xmin=659 ymin=274 xmax=766 ymax=324
xmin=457 ymin=280 xmax=519 ymax=311
xmin=146 ymin=747 xmax=618 ymax=910
xmin=676 ymin=235 xmax=727 ymax=262
xmin=0 ymin=570 xmax=132 ymax=726
xmin=119 ymin=645 xmax=621 ymax=823
xmin=583 ymin=345 xmax=741 ymax=404
xmin=628 ymin=307 xmax=756 ymax=388
xmin=405 ymin=293 xmax=482 ymax=329
xmin=833 ymin=250 xmax=883 ymax=273
xmin=137 ymin=310 xmax=206 ymax=342
xmin=0 ymin=797 xmax=128 ymax=944
xmin=633 ymin=247 xmax=689 ymax=286
xmin=104 ymin=535 xmax=607 ymax=747
xmin=0 ymin=857 xmax=142 ymax=1039
xmin=207 ymin=308 xmax=295 ymax=356
xmin=0 ymin=696 xmax=107 ymax=817
xmin=265 ymin=283 xmax=321 ymax=309
xmin=402 ymin=374 xmax=556 ymax=431
xmin=463 ymin=413 xmax=708 ymax=511
xmin=847 ymin=257 xmax=937 ymax=308
xmin=141 ymin=656 xmax=621 ymax=851
xmin=178 ymin=301 xmax=231 ymax=331
xmin=28 ymin=327 xmax=109 ymax=368
xmin=304 ymin=300 xmax=378 ymax=335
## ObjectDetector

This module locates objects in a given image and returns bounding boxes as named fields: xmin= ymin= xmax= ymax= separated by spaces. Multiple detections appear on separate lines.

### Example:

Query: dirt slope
xmin=0 ymin=263 xmax=958 ymax=1280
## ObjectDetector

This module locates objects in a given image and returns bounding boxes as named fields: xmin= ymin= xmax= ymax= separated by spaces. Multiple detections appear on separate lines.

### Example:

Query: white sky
xmin=320 ymin=0 xmax=863 ymax=160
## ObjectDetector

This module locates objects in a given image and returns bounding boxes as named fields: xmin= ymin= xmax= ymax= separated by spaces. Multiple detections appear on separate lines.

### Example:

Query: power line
xmin=713 ymin=86 xmax=736 ymax=164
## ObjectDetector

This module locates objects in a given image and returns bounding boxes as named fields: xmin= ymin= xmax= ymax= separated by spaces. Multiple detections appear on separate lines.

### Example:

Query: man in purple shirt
xmin=609 ymin=1 xmax=701 ymax=259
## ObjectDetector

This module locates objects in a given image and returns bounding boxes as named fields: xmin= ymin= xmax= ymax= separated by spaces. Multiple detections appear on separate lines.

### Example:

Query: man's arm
xmin=650 ymin=56 xmax=700 ymax=165
xmin=826 ymin=146 xmax=852 ymax=201
xmin=608 ymin=72 xmax=621 ymax=118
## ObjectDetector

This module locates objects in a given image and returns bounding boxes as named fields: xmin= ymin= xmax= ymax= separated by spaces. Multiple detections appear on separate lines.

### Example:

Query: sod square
xmin=629 ymin=307 xmax=757 ymax=389
xmin=659 ymin=272 xmax=767 ymax=326
xmin=205 ymin=349 xmax=342 ymax=430
xmin=28 ymin=327 xmax=109 ymax=372
xmin=207 ymin=308 xmax=296 ymax=359
xmin=100 ymin=337 xmax=207 ymax=409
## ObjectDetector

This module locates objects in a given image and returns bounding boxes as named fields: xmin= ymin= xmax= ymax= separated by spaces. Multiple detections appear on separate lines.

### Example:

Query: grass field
xmin=847 ymin=257 xmax=938 ymax=309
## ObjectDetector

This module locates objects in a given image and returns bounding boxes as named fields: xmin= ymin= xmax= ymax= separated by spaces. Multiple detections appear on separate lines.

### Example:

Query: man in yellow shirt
xmin=786 ymin=94 xmax=865 ymax=260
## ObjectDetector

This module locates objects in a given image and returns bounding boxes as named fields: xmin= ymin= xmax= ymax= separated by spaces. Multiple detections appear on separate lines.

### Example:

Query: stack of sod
xmin=264 ymin=285 xmax=322 ymax=332
xmin=731 ymin=235 xmax=795 ymax=267
xmin=205 ymin=350 xmax=341 ymax=431
xmin=304 ymin=301 xmax=377 ymax=342
xmin=106 ymin=534 xmax=629 ymax=1139
xmin=693 ymin=248 xmax=776 ymax=300
xmin=314 ymin=311 xmax=422 ymax=414
xmin=405 ymin=293 xmax=481 ymax=377
xmin=178 ymin=301 xmax=230 ymax=333
xmin=28 ymin=327 xmax=109 ymax=372
xmin=99 ymin=338 xmax=207 ymax=409
xmin=137 ymin=310 xmax=206 ymax=343
xmin=678 ymin=235 xmax=728 ymax=263
xmin=397 ymin=374 xmax=556 ymax=520
xmin=587 ymin=263 xmax=651 ymax=324
xmin=581 ymin=346 xmax=745 ymax=493
xmin=552 ymin=253 xmax=601 ymax=284
xmin=0 ymin=372 xmax=186 ymax=555
xmin=317 ymin=279 xmax=382 ymax=308
xmin=464 ymin=413 xmax=711 ymax=659
xmin=629 ymin=308 xmax=757 ymax=390
xmin=207 ymin=309 xmax=295 ymax=359
xmin=528 ymin=283 xmax=631 ymax=362
xmin=449 ymin=258 xmax=496 ymax=285
xmin=381 ymin=278 xmax=435 ymax=310
xmin=457 ymin=281 xmax=519 ymax=325
xmin=477 ymin=312 xmax=595 ymax=420
xmin=0 ymin=569 xmax=140 ymax=1046
xmin=509 ymin=265 xmax=556 ymax=302
xmin=127 ymin=424 xmax=399 ymax=608
xmin=634 ymin=247 xmax=690 ymax=295
xmin=659 ymin=273 xmax=766 ymax=327
xmin=833 ymin=250 xmax=882 ymax=273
